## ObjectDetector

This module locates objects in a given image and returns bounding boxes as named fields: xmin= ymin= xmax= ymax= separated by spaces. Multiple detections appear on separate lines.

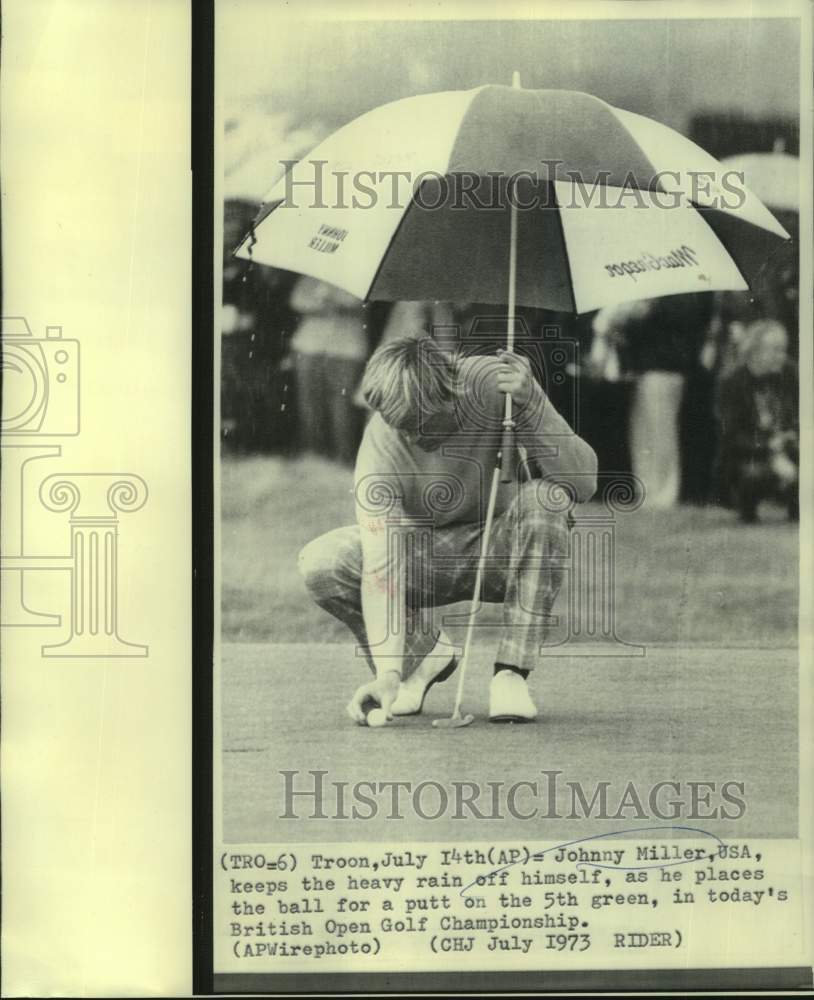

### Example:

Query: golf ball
xmin=366 ymin=708 xmax=388 ymax=728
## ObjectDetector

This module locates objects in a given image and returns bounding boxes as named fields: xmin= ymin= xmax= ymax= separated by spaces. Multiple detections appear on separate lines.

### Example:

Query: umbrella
xmin=720 ymin=151 xmax=799 ymax=214
xmin=236 ymin=75 xmax=790 ymax=727
xmin=235 ymin=79 xmax=789 ymax=316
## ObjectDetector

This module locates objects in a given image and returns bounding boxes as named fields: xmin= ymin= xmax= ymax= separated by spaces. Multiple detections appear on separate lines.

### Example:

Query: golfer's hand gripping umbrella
xmin=236 ymin=72 xmax=790 ymax=727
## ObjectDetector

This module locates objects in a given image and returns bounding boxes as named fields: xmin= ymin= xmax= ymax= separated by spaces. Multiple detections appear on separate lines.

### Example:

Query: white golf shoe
xmin=391 ymin=653 xmax=459 ymax=716
xmin=489 ymin=670 xmax=538 ymax=723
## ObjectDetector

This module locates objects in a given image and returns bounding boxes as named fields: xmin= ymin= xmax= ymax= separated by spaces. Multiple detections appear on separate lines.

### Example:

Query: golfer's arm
xmin=517 ymin=384 xmax=598 ymax=502
xmin=358 ymin=515 xmax=407 ymax=678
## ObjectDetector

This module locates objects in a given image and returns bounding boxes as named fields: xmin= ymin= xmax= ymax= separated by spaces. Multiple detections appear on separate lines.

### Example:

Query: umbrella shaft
xmin=451 ymin=461 xmax=502 ymax=717
xmin=499 ymin=193 xmax=520 ymax=482
xmin=507 ymin=184 xmax=519 ymax=354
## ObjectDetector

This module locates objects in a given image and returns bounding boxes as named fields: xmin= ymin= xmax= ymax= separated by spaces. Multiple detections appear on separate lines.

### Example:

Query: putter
xmin=432 ymin=460 xmax=502 ymax=731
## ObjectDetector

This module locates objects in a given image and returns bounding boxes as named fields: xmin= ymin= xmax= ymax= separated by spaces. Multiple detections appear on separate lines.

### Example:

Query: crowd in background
xmin=223 ymin=263 xmax=799 ymax=525
xmin=581 ymin=290 xmax=798 ymax=521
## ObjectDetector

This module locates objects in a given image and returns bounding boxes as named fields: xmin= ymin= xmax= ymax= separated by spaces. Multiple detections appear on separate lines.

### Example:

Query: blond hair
xmin=361 ymin=335 xmax=457 ymax=432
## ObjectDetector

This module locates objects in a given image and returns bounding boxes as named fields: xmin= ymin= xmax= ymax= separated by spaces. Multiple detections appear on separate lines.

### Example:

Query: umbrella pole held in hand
xmin=499 ymin=70 xmax=522 ymax=485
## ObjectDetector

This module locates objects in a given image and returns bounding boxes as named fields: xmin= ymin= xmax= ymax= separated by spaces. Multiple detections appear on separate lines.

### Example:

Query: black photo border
xmin=194 ymin=3 xmax=812 ymax=994
xmin=192 ymin=0 xmax=216 ymax=994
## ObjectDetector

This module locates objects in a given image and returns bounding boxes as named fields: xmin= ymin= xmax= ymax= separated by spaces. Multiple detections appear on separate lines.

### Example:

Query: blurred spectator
xmin=610 ymin=293 xmax=714 ymax=509
xmin=289 ymin=276 xmax=369 ymax=465
xmin=716 ymin=319 xmax=798 ymax=523
xmin=590 ymin=300 xmax=650 ymax=380
xmin=377 ymin=300 xmax=460 ymax=350
xmin=221 ymin=264 xmax=300 ymax=453
xmin=221 ymin=199 xmax=300 ymax=452
xmin=701 ymin=290 xmax=764 ymax=381
xmin=760 ymin=248 xmax=799 ymax=356
xmin=566 ymin=310 xmax=633 ymax=481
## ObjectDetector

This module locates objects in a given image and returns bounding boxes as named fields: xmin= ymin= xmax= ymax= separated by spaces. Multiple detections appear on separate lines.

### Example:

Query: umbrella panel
xmin=448 ymin=86 xmax=659 ymax=190
xmin=695 ymin=205 xmax=797 ymax=290
xmin=369 ymin=176 xmax=574 ymax=310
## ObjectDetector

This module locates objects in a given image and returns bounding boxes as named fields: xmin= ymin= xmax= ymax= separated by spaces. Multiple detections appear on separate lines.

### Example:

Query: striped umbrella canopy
xmin=234 ymin=82 xmax=790 ymax=315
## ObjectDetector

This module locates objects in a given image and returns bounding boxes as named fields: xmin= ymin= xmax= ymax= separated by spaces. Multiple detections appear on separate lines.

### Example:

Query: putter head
xmin=432 ymin=713 xmax=475 ymax=729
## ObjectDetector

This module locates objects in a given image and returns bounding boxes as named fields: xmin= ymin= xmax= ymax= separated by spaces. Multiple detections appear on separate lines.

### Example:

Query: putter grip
xmin=499 ymin=424 xmax=515 ymax=483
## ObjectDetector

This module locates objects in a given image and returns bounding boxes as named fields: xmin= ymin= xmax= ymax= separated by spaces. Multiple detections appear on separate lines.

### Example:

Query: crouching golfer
xmin=298 ymin=335 xmax=597 ymax=724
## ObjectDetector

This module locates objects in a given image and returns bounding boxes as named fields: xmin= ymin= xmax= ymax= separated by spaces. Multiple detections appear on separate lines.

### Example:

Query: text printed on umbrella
xmin=604 ymin=245 xmax=700 ymax=281
xmin=308 ymin=224 xmax=349 ymax=254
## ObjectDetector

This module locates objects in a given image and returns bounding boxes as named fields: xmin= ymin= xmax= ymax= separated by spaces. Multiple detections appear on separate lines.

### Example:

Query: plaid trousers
xmin=298 ymin=479 xmax=571 ymax=674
